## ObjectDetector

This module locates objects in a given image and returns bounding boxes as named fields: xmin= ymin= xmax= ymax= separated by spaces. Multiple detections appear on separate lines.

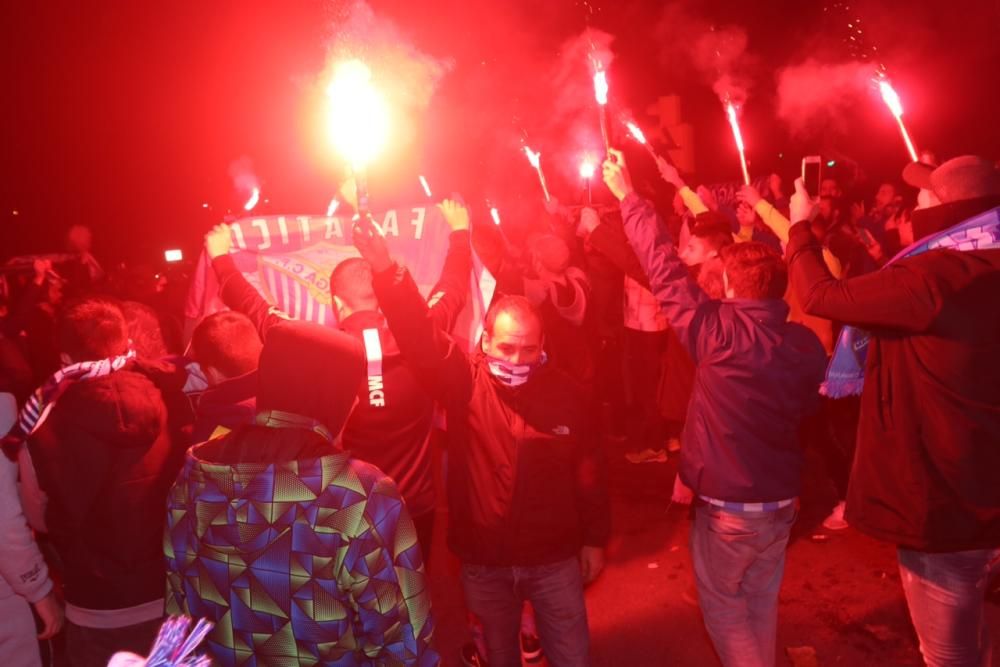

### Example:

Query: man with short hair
xmin=604 ymin=150 xmax=826 ymax=667
xmin=356 ymin=218 xmax=610 ymax=667
xmin=17 ymin=297 xmax=192 ymax=667
xmin=788 ymin=156 xmax=1000 ymax=667
xmin=204 ymin=199 xmax=471 ymax=558
xmin=188 ymin=310 xmax=262 ymax=442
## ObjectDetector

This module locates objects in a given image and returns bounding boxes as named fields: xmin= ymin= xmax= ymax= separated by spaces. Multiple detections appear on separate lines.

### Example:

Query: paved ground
xmin=423 ymin=443 xmax=1000 ymax=666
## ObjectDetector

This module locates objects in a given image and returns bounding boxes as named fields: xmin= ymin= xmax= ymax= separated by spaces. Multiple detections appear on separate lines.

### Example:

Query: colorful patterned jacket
xmin=165 ymin=425 xmax=438 ymax=666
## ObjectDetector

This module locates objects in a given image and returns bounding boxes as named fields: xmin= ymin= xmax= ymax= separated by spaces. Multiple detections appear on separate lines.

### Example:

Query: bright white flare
xmin=878 ymin=80 xmax=904 ymax=118
xmin=326 ymin=198 xmax=340 ymax=217
xmin=878 ymin=79 xmax=919 ymax=162
xmin=326 ymin=60 xmax=390 ymax=171
xmin=725 ymin=103 xmax=751 ymax=186
xmin=579 ymin=160 xmax=596 ymax=179
xmin=626 ymin=121 xmax=647 ymax=144
xmin=244 ymin=187 xmax=260 ymax=212
xmin=523 ymin=146 xmax=541 ymax=168
xmin=593 ymin=70 xmax=609 ymax=106
xmin=490 ymin=206 xmax=501 ymax=226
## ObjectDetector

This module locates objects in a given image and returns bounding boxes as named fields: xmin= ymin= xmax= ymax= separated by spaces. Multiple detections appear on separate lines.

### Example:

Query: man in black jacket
xmin=203 ymin=199 xmax=471 ymax=559
xmin=787 ymin=156 xmax=1000 ymax=667
xmin=20 ymin=297 xmax=192 ymax=666
xmin=354 ymin=215 xmax=610 ymax=667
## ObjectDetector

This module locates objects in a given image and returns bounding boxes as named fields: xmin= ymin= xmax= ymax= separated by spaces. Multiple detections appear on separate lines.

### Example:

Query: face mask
xmin=485 ymin=352 xmax=547 ymax=387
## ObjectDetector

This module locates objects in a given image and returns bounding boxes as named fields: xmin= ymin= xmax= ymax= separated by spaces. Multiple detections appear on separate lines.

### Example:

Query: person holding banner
xmin=202 ymin=199 xmax=471 ymax=560
xmin=357 ymin=214 xmax=610 ymax=667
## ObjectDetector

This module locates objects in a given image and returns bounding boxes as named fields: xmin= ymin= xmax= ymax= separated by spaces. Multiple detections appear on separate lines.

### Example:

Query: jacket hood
xmin=56 ymin=365 xmax=171 ymax=450
xmin=176 ymin=425 xmax=352 ymax=554
xmin=257 ymin=322 xmax=366 ymax=436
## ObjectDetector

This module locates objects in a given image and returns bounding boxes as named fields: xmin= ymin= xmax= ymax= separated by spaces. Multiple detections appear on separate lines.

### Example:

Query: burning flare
xmin=579 ymin=160 xmax=596 ymax=180
xmin=725 ymin=102 xmax=751 ymax=186
xmin=878 ymin=79 xmax=919 ymax=162
xmin=244 ymin=187 xmax=260 ymax=212
xmin=523 ymin=146 xmax=541 ymax=169
xmin=593 ymin=70 xmax=609 ymax=106
xmin=625 ymin=121 xmax=647 ymax=145
xmin=325 ymin=60 xmax=390 ymax=171
xmin=522 ymin=146 xmax=551 ymax=202
xmin=593 ymin=68 xmax=611 ymax=153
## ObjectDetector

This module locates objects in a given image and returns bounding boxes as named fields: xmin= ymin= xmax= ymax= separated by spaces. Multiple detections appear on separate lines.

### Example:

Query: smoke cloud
xmin=228 ymin=156 xmax=259 ymax=198
xmin=776 ymin=59 xmax=880 ymax=136
xmin=653 ymin=3 xmax=756 ymax=106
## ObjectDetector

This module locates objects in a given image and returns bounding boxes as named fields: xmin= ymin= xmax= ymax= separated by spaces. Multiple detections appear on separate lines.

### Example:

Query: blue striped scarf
xmin=6 ymin=349 xmax=136 ymax=442
xmin=822 ymin=206 xmax=1000 ymax=398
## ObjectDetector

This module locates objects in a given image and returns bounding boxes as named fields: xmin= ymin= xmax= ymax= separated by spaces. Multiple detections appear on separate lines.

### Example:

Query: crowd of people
xmin=1 ymin=146 xmax=998 ymax=667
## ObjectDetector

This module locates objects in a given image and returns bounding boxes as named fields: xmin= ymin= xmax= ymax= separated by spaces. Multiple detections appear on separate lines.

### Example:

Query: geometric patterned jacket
xmin=164 ymin=431 xmax=439 ymax=666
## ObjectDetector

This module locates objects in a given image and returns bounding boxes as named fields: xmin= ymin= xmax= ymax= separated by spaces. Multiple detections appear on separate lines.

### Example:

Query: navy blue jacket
xmin=621 ymin=193 xmax=826 ymax=503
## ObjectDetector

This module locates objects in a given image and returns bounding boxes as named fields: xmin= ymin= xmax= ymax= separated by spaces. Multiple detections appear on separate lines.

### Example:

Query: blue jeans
xmin=898 ymin=547 xmax=1000 ymax=667
xmin=461 ymin=557 xmax=590 ymax=667
xmin=690 ymin=502 xmax=797 ymax=667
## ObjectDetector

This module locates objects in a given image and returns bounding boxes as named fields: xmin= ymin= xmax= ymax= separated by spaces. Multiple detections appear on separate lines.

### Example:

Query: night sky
xmin=2 ymin=0 xmax=998 ymax=264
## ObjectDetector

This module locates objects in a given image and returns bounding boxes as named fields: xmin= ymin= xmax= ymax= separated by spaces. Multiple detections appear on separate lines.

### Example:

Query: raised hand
xmin=577 ymin=207 xmax=601 ymax=237
xmin=737 ymin=184 xmax=763 ymax=208
xmin=789 ymin=178 xmax=819 ymax=224
xmin=602 ymin=149 xmax=633 ymax=202
xmin=352 ymin=215 xmax=393 ymax=273
xmin=438 ymin=199 xmax=470 ymax=232
xmin=204 ymin=224 xmax=233 ymax=259
xmin=655 ymin=156 xmax=684 ymax=188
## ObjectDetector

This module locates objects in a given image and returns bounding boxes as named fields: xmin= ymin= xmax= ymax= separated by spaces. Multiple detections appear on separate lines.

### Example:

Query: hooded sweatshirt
xmin=26 ymin=359 xmax=193 ymax=625
xmin=165 ymin=321 xmax=439 ymax=666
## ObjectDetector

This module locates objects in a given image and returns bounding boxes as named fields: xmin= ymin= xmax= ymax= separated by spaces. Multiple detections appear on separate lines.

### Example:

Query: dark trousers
xmin=65 ymin=617 xmax=162 ymax=667
xmin=623 ymin=328 xmax=668 ymax=450
xmin=461 ymin=558 xmax=590 ymax=667
xmin=818 ymin=396 xmax=861 ymax=499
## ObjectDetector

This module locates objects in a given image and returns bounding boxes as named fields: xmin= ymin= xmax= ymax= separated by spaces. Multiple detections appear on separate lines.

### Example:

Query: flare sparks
xmin=594 ymin=69 xmax=610 ymax=154
xmin=878 ymin=79 xmax=919 ymax=162
xmin=523 ymin=146 xmax=552 ymax=202
xmin=725 ymin=102 xmax=751 ymax=186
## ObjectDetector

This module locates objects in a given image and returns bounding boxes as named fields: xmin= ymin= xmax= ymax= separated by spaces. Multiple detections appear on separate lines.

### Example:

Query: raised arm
xmin=656 ymin=157 xmax=708 ymax=215
xmin=358 ymin=213 xmax=473 ymax=405
xmin=426 ymin=201 xmax=472 ymax=332
xmin=784 ymin=180 xmax=940 ymax=331
xmin=204 ymin=224 xmax=288 ymax=342
xmin=604 ymin=151 xmax=718 ymax=360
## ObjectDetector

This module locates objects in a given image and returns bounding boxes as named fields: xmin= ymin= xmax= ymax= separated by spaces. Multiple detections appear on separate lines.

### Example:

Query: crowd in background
xmin=1 ymin=146 xmax=998 ymax=667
